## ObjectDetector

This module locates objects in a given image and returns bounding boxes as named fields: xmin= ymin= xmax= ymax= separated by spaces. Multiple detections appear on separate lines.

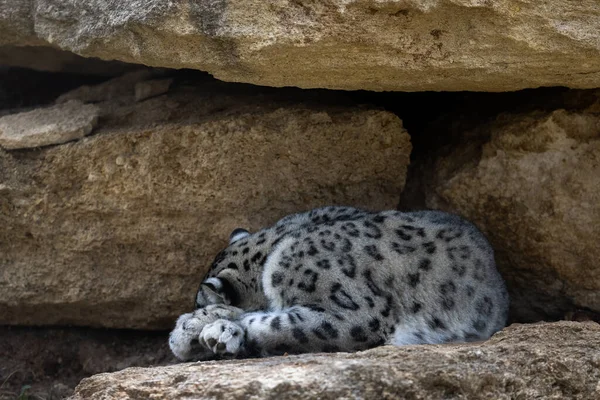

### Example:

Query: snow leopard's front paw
xmin=169 ymin=312 xmax=209 ymax=361
xmin=169 ymin=305 xmax=244 ymax=361
xmin=200 ymin=319 xmax=244 ymax=357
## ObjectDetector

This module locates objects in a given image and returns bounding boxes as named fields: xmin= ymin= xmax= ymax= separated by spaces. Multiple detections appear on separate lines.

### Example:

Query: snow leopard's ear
xmin=229 ymin=228 xmax=250 ymax=244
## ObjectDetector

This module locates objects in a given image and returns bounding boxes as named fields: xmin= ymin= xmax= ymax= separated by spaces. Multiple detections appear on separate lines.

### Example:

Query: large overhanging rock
xmin=0 ymin=76 xmax=411 ymax=329
xmin=69 ymin=322 xmax=600 ymax=399
xmin=1 ymin=1 xmax=600 ymax=91
xmin=425 ymin=106 xmax=600 ymax=321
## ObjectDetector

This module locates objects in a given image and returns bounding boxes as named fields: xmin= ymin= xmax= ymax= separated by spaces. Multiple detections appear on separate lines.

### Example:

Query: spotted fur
xmin=169 ymin=206 xmax=509 ymax=360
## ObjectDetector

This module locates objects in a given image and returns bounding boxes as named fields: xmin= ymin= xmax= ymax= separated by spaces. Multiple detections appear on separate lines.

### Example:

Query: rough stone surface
xmin=69 ymin=322 xmax=600 ymax=400
xmin=0 ymin=45 xmax=137 ymax=76
xmin=425 ymin=108 xmax=600 ymax=322
xmin=0 ymin=100 xmax=99 ymax=149
xmin=0 ymin=77 xmax=411 ymax=329
xmin=1 ymin=1 xmax=600 ymax=91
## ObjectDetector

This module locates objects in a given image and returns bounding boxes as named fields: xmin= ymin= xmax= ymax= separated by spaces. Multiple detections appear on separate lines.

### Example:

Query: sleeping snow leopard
xmin=169 ymin=206 xmax=509 ymax=361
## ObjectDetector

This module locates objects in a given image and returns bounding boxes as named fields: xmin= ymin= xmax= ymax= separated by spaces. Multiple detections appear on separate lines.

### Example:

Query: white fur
xmin=204 ymin=277 xmax=223 ymax=289
xmin=230 ymin=230 xmax=250 ymax=244
xmin=201 ymin=319 xmax=244 ymax=355
xmin=169 ymin=305 xmax=244 ymax=361
xmin=261 ymin=237 xmax=296 ymax=310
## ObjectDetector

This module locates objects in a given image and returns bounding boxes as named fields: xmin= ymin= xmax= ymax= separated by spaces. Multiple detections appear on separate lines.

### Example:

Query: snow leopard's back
xmin=261 ymin=208 xmax=509 ymax=345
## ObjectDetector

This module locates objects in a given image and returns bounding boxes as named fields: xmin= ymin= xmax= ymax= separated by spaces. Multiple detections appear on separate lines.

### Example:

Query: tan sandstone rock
xmin=1 ymin=1 xmax=600 ymax=91
xmin=0 ymin=79 xmax=411 ymax=329
xmin=0 ymin=100 xmax=99 ymax=149
xmin=426 ymin=108 xmax=600 ymax=321
xmin=69 ymin=321 xmax=600 ymax=399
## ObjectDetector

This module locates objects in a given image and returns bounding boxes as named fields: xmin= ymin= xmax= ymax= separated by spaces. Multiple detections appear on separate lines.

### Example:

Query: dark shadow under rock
xmin=0 ymin=326 xmax=175 ymax=400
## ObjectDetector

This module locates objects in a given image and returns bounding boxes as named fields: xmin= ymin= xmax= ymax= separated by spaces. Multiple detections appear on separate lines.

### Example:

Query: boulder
xmin=69 ymin=321 xmax=600 ymax=399
xmin=425 ymin=108 xmax=600 ymax=321
xmin=0 ymin=77 xmax=411 ymax=329
xmin=1 ymin=1 xmax=600 ymax=91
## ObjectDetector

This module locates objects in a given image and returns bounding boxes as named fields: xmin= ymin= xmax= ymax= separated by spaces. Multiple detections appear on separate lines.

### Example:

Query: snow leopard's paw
xmin=169 ymin=305 xmax=243 ymax=361
xmin=200 ymin=319 xmax=245 ymax=357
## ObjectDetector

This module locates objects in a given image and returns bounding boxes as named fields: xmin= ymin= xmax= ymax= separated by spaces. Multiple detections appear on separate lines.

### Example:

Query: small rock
xmin=0 ymin=100 xmax=99 ymax=150
xmin=56 ymin=70 xmax=156 ymax=104
xmin=135 ymin=78 xmax=173 ymax=102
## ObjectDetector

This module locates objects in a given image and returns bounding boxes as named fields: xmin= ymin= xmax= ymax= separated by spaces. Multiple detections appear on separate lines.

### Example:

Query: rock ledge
xmin=71 ymin=322 xmax=600 ymax=399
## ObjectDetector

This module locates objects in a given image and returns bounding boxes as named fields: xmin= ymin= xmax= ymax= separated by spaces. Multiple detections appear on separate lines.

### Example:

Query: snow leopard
xmin=169 ymin=206 xmax=509 ymax=361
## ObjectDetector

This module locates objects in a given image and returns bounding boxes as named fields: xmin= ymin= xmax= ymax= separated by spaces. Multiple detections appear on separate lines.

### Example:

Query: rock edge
xmin=70 ymin=322 xmax=600 ymax=400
